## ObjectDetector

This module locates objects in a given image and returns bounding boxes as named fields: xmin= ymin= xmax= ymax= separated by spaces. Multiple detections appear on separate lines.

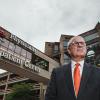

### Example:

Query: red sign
xmin=0 ymin=30 xmax=5 ymax=38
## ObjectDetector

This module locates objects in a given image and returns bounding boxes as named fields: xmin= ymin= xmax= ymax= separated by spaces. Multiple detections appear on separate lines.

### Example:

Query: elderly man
xmin=45 ymin=36 xmax=100 ymax=100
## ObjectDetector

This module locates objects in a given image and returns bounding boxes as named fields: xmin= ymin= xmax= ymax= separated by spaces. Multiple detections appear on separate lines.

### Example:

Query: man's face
xmin=68 ymin=36 xmax=87 ymax=60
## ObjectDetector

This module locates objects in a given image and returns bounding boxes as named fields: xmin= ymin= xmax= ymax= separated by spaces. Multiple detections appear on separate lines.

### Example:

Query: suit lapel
xmin=62 ymin=62 xmax=92 ymax=99
xmin=63 ymin=63 xmax=76 ymax=99
xmin=78 ymin=63 xmax=92 ymax=98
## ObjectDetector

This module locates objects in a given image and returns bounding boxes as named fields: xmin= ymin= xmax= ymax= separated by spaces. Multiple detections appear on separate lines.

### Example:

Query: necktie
xmin=74 ymin=63 xmax=80 ymax=96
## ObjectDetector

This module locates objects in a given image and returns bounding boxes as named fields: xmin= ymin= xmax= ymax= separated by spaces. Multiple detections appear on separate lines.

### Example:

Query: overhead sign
xmin=10 ymin=34 xmax=37 ymax=53
xmin=0 ymin=50 xmax=40 ymax=73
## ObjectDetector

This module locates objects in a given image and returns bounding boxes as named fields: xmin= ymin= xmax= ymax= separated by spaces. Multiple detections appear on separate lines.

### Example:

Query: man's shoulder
xmin=85 ymin=62 xmax=100 ymax=72
xmin=53 ymin=63 xmax=70 ymax=72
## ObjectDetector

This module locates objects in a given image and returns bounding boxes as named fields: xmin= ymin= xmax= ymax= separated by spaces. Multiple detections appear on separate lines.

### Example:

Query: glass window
xmin=84 ymin=33 xmax=99 ymax=42
xmin=63 ymin=41 xmax=68 ymax=47
xmin=54 ymin=45 xmax=58 ymax=50
xmin=54 ymin=45 xmax=59 ymax=54
xmin=1 ymin=38 xmax=9 ymax=48
xmin=15 ymin=45 xmax=21 ymax=54
xmin=8 ymin=42 xmax=15 ymax=51
xmin=63 ymin=41 xmax=68 ymax=49
xmin=35 ymin=60 xmax=49 ymax=71
xmin=21 ymin=48 xmax=26 ymax=57
xmin=26 ymin=51 xmax=32 ymax=60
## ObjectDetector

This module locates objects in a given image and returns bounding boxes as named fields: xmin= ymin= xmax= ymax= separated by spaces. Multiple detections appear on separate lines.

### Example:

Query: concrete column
xmin=40 ymin=83 xmax=44 ymax=100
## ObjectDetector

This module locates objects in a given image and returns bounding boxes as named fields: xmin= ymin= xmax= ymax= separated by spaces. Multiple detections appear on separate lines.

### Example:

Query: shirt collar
xmin=71 ymin=60 xmax=84 ymax=68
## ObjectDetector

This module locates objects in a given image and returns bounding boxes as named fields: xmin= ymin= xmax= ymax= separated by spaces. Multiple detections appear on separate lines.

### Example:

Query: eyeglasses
xmin=70 ymin=41 xmax=86 ymax=46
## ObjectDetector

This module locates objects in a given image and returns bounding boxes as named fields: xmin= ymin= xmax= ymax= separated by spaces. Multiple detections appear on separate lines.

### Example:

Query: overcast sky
xmin=0 ymin=0 xmax=100 ymax=73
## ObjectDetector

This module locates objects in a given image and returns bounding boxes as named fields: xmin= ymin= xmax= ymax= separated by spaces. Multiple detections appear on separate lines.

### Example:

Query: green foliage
xmin=6 ymin=83 xmax=34 ymax=100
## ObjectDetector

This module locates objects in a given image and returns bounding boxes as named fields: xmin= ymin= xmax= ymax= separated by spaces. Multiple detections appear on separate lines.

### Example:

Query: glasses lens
xmin=71 ymin=41 xmax=85 ymax=46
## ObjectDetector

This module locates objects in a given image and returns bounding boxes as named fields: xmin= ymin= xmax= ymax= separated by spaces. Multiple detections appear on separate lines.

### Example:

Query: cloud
xmin=0 ymin=0 xmax=99 ymax=52
xmin=0 ymin=0 xmax=100 ymax=73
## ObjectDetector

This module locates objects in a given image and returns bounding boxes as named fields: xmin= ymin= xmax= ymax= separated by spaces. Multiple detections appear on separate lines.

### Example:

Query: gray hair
xmin=67 ymin=37 xmax=75 ymax=48
xmin=67 ymin=36 xmax=85 ymax=49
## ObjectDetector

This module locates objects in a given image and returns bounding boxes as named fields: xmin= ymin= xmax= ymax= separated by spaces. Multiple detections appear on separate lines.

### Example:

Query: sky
xmin=0 ymin=0 xmax=100 ymax=73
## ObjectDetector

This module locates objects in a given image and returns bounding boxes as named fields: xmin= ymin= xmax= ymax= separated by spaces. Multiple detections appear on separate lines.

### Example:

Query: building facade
xmin=45 ymin=22 xmax=100 ymax=66
xmin=0 ymin=22 xmax=100 ymax=100
xmin=80 ymin=22 xmax=100 ymax=67
xmin=0 ymin=26 xmax=59 ymax=100
xmin=45 ymin=35 xmax=73 ymax=65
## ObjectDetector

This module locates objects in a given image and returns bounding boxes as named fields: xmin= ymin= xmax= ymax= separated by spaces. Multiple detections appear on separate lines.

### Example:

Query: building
xmin=45 ymin=42 xmax=60 ymax=63
xmin=45 ymin=35 xmax=73 ymax=65
xmin=79 ymin=22 xmax=100 ymax=66
xmin=45 ymin=22 xmax=100 ymax=66
xmin=0 ymin=22 xmax=100 ymax=100
xmin=0 ymin=26 xmax=59 ymax=100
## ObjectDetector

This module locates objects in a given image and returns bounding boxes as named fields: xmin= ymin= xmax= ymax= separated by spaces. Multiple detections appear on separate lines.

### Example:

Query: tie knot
xmin=75 ymin=63 xmax=80 ymax=67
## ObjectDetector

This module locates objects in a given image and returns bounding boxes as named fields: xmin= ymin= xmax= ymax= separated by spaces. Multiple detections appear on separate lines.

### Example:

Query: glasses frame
xmin=70 ymin=41 xmax=86 ymax=47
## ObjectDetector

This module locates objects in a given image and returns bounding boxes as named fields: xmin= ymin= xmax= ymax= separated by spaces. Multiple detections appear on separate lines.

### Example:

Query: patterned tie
xmin=74 ymin=63 xmax=80 ymax=96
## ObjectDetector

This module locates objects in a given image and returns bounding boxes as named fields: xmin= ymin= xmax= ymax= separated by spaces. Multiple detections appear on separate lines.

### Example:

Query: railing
xmin=0 ymin=77 xmax=29 ymax=86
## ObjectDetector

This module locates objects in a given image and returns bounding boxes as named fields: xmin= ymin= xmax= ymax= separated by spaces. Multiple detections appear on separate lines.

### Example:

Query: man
xmin=45 ymin=36 xmax=100 ymax=100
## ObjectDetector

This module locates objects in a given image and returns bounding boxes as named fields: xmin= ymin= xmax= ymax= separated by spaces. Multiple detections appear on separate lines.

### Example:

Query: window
xmin=84 ymin=33 xmax=99 ymax=42
xmin=8 ymin=42 xmax=15 ymax=51
xmin=63 ymin=41 xmax=68 ymax=49
xmin=31 ymin=54 xmax=49 ymax=71
xmin=26 ymin=51 xmax=32 ymax=60
xmin=54 ymin=45 xmax=58 ymax=50
xmin=21 ymin=48 xmax=26 ymax=57
xmin=1 ymin=39 xmax=9 ymax=48
xmin=15 ymin=45 xmax=21 ymax=54
xmin=35 ymin=60 xmax=49 ymax=70
xmin=54 ymin=45 xmax=59 ymax=54
xmin=64 ymin=41 xmax=67 ymax=47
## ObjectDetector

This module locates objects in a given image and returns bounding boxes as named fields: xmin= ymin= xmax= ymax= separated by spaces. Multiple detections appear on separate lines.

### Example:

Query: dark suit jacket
xmin=45 ymin=62 xmax=100 ymax=100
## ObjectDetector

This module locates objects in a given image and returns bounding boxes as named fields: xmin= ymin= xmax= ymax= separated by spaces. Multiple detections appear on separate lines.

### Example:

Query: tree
xmin=6 ymin=83 xmax=34 ymax=100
